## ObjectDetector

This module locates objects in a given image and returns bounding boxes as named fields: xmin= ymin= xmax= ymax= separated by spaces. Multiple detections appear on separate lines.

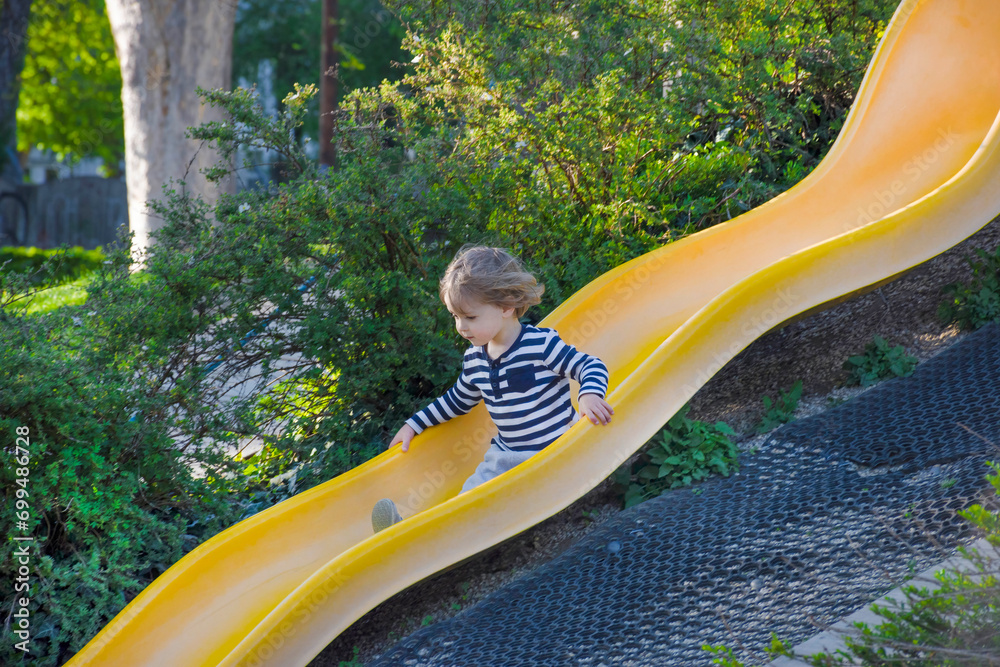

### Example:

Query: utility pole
xmin=319 ymin=0 xmax=338 ymax=170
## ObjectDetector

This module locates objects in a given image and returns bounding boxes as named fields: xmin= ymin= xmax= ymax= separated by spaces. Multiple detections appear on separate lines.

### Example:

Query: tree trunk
xmin=105 ymin=0 xmax=237 ymax=258
xmin=319 ymin=0 xmax=338 ymax=169
xmin=0 ymin=0 xmax=33 ymax=183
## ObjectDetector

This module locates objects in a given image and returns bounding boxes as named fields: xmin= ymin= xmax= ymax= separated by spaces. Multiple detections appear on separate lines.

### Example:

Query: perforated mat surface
xmin=371 ymin=323 xmax=1000 ymax=666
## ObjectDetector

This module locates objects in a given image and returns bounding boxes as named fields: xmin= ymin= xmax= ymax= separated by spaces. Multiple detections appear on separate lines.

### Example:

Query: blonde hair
xmin=439 ymin=245 xmax=544 ymax=319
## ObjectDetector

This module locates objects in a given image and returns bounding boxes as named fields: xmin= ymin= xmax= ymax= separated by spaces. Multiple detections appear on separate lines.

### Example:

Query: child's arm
xmin=543 ymin=330 xmax=613 ymax=425
xmin=393 ymin=365 xmax=482 ymax=452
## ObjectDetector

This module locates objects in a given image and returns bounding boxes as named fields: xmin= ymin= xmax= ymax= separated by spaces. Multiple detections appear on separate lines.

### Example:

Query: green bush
xmin=843 ymin=335 xmax=918 ymax=387
xmin=615 ymin=404 xmax=739 ymax=508
xmin=389 ymin=0 xmax=898 ymax=231
xmin=939 ymin=246 xmax=1000 ymax=330
xmin=755 ymin=380 xmax=803 ymax=434
xmin=0 ymin=271 xmax=243 ymax=665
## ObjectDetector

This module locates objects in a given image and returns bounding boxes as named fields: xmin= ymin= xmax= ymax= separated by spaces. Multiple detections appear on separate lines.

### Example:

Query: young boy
xmin=372 ymin=245 xmax=613 ymax=532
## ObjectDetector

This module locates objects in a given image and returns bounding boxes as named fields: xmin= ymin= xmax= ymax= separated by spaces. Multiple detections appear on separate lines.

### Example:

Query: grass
xmin=9 ymin=274 xmax=95 ymax=314
xmin=2 ymin=267 xmax=157 ymax=316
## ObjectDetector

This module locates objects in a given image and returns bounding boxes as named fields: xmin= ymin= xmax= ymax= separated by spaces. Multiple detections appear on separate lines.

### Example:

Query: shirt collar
xmin=481 ymin=322 xmax=528 ymax=364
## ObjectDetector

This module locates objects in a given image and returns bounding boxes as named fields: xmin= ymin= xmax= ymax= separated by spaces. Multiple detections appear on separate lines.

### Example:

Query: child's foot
xmin=371 ymin=498 xmax=402 ymax=533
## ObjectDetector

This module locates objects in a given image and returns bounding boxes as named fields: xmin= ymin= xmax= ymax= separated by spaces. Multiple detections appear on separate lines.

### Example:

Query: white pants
xmin=460 ymin=439 xmax=538 ymax=494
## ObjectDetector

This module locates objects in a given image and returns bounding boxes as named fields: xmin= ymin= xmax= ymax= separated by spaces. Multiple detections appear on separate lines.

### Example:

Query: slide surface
xmin=66 ymin=1 xmax=1000 ymax=665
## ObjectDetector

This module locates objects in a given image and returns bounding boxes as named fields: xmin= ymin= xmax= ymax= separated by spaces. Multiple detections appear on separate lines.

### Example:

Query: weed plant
xmin=615 ymin=404 xmax=739 ymax=509
xmin=939 ymin=246 xmax=1000 ymax=330
xmin=843 ymin=335 xmax=918 ymax=387
xmin=755 ymin=380 xmax=803 ymax=434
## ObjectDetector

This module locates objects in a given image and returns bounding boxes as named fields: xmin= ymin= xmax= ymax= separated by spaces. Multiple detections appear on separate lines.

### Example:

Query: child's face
xmin=444 ymin=294 xmax=515 ymax=346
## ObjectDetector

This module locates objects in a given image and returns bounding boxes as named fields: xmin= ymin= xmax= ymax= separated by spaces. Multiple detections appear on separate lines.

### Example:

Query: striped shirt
xmin=405 ymin=324 xmax=610 ymax=452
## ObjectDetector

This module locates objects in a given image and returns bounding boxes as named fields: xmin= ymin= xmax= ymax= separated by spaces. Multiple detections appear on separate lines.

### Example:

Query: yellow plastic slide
xmin=66 ymin=1 xmax=1000 ymax=665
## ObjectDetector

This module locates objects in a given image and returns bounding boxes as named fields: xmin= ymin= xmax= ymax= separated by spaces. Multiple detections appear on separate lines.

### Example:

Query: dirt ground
xmin=309 ymin=213 xmax=1000 ymax=666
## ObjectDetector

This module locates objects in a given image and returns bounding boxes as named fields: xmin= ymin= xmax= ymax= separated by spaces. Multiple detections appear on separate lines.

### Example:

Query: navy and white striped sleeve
xmin=404 ymin=364 xmax=482 ymax=434
xmin=542 ymin=330 xmax=609 ymax=399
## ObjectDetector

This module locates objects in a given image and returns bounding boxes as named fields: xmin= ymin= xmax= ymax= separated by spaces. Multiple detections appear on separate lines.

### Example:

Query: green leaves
xmin=939 ymin=246 xmax=1000 ymax=331
xmin=616 ymin=404 xmax=739 ymax=509
xmin=755 ymin=380 xmax=803 ymax=434
xmin=843 ymin=335 xmax=917 ymax=388
xmin=0 ymin=288 xmax=242 ymax=665
xmin=380 ymin=0 xmax=899 ymax=259
xmin=0 ymin=246 xmax=106 ymax=288
xmin=17 ymin=0 xmax=124 ymax=171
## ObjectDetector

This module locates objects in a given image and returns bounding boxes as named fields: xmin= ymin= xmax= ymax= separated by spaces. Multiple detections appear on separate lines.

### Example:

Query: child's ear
xmin=503 ymin=306 xmax=516 ymax=318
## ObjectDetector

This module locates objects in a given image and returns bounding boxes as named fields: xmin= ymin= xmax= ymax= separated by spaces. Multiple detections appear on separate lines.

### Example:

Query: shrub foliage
xmin=939 ymin=246 xmax=1000 ymax=331
xmin=843 ymin=334 xmax=918 ymax=387
xmin=615 ymin=404 xmax=739 ymax=508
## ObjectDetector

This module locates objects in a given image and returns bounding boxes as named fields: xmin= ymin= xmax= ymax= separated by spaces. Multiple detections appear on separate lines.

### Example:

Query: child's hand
xmin=578 ymin=394 xmax=614 ymax=425
xmin=390 ymin=424 xmax=417 ymax=452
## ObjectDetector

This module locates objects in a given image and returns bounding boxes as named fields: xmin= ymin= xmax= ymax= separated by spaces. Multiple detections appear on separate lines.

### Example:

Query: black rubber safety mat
xmin=371 ymin=323 xmax=1000 ymax=667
